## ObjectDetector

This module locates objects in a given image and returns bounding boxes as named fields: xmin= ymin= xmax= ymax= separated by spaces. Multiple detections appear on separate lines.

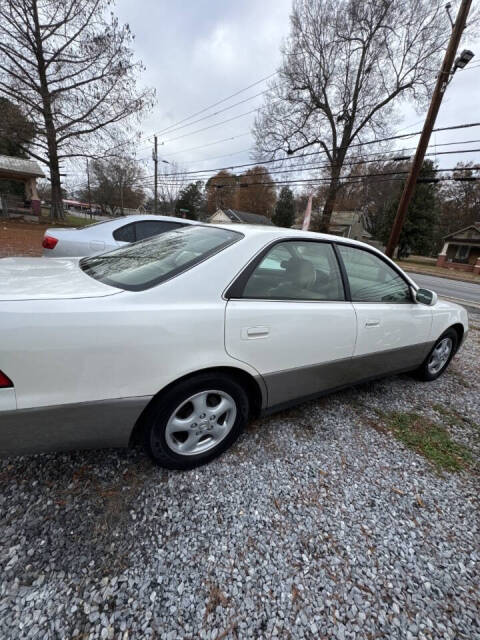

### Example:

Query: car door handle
xmin=365 ymin=319 xmax=380 ymax=327
xmin=241 ymin=326 xmax=270 ymax=339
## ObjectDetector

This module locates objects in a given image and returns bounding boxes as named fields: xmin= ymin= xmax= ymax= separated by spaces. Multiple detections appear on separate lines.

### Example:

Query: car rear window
xmin=80 ymin=225 xmax=242 ymax=291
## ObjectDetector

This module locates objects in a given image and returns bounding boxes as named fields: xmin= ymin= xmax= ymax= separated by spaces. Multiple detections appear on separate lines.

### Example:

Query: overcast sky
xmin=114 ymin=0 xmax=480 ymax=183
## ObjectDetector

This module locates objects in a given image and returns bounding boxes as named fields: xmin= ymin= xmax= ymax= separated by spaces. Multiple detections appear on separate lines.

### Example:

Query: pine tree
xmin=380 ymin=160 xmax=439 ymax=258
xmin=272 ymin=187 xmax=295 ymax=228
xmin=175 ymin=182 xmax=204 ymax=220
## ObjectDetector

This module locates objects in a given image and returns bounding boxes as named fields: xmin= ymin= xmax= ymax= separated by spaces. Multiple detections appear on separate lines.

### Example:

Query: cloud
xmin=113 ymin=0 xmax=480 ymax=181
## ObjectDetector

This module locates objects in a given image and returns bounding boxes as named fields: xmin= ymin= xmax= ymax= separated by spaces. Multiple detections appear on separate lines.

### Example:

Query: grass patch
xmin=382 ymin=411 xmax=471 ymax=472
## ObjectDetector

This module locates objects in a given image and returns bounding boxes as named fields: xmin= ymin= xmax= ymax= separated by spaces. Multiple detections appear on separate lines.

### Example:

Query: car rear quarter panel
xmin=0 ymin=237 xmax=264 ymax=411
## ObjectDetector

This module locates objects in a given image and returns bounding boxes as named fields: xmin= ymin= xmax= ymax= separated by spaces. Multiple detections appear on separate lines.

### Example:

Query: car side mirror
xmin=415 ymin=288 xmax=438 ymax=306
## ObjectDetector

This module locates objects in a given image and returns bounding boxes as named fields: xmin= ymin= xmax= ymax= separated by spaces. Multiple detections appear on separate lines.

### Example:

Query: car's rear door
xmin=225 ymin=239 xmax=357 ymax=408
xmin=335 ymin=243 xmax=433 ymax=377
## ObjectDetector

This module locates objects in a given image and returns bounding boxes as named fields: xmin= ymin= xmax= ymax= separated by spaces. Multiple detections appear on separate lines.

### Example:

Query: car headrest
xmin=284 ymin=258 xmax=316 ymax=289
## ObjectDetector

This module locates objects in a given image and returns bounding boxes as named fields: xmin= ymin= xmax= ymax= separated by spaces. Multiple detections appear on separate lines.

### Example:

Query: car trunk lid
xmin=0 ymin=257 xmax=122 ymax=301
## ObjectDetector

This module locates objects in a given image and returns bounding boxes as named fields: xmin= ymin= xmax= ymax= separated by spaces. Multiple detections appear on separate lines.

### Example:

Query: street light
xmin=453 ymin=49 xmax=474 ymax=71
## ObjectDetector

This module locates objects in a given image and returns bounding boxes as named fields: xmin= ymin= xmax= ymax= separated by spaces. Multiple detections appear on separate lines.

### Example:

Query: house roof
xmin=223 ymin=209 xmax=274 ymax=225
xmin=0 ymin=154 xmax=45 ymax=179
xmin=330 ymin=210 xmax=360 ymax=226
xmin=443 ymin=224 xmax=480 ymax=240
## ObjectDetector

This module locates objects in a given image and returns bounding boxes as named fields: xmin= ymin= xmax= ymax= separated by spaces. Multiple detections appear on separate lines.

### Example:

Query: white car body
xmin=0 ymin=224 xmax=468 ymax=459
xmin=42 ymin=214 xmax=196 ymax=257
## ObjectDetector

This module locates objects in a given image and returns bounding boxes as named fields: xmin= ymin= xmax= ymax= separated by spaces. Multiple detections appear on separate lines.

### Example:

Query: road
xmin=410 ymin=272 xmax=480 ymax=306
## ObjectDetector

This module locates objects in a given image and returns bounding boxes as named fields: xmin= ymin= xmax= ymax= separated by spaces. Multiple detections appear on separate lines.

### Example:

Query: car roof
xmin=206 ymin=223 xmax=417 ymax=288
xmin=208 ymin=223 xmax=371 ymax=249
xmin=107 ymin=214 xmax=199 ymax=225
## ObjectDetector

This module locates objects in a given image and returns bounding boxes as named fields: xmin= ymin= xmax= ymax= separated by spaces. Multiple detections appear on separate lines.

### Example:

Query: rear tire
xmin=144 ymin=372 xmax=249 ymax=470
xmin=414 ymin=328 xmax=458 ymax=381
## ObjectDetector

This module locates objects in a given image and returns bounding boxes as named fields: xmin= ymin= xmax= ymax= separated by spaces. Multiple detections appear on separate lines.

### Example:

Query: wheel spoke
xmin=181 ymin=432 xmax=205 ymax=453
xmin=209 ymin=397 xmax=234 ymax=418
xmin=166 ymin=416 xmax=194 ymax=434
xmin=211 ymin=423 xmax=229 ymax=439
xmin=192 ymin=393 xmax=208 ymax=415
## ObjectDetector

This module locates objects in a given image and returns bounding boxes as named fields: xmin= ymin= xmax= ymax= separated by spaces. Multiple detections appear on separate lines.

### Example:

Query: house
xmin=328 ymin=210 xmax=372 ymax=243
xmin=209 ymin=208 xmax=274 ymax=226
xmin=436 ymin=224 xmax=480 ymax=274
xmin=0 ymin=154 xmax=44 ymax=218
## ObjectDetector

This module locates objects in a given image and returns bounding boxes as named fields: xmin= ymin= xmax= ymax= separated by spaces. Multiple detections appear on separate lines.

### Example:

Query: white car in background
xmin=0 ymin=224 xmax=468 ymax=469
xmin=42 ymin=214 xmax=196 ymax=257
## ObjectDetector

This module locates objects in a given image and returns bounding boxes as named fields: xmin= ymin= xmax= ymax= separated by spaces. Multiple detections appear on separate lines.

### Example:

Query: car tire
xmin=144 ymin=372 xmax=249 ymax=470
xmin=414 ymin=328 xmax=458 ymax=382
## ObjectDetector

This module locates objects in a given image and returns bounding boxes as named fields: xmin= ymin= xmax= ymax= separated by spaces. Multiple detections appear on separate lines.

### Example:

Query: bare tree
xmin=157 ymin=161 xmax=187 ymax=215
xmin=253 ymin=0 xmax=454 ymax=231
xmin=0 ymin=0 xmax=154 ymax=219
xmin=79 ymin=155 xmax=146 ymax=216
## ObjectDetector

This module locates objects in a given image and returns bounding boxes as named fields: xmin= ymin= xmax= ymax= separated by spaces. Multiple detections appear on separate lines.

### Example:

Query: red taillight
xmin=0 ymin=370 xmax=13 ymax=388
xmin=42 ymin=235 xmax=58 ymax=250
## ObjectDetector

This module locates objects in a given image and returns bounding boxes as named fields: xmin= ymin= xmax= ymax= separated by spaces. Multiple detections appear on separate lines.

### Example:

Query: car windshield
xmin=80 ymin=225 xmax=242 ymax=291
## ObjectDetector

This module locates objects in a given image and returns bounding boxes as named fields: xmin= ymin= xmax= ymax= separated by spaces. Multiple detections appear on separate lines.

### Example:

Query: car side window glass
xmin=337 ymin=245 xmax=411 ymax=303
xmin=242 ymin=241 xmax=345 ymax=301
xmin=135 ymin=220 xmax=184 ymax=241
xmin=113 ymin=223 xmax=136 ymax=243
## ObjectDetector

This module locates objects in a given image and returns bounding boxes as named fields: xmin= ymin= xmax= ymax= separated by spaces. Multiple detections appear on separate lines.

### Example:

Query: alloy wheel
xmin=427 ymin=337 xmax=453 ymax=376
xmin=165 ymin=390 xmax=237 ymax=456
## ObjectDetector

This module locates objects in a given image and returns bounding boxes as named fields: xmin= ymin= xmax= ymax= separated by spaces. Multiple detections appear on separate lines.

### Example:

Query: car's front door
xmin=336 ymin=244 xmax=433 ymax=377
xmin=225 ymin=239 xmax=357 ymax=407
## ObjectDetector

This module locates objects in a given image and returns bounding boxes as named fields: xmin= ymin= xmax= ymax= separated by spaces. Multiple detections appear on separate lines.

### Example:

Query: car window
xmin=259 ymin=244 xmax=293 ymax=270
xmin=337 ymin=245 xmax=411 ymax=303
xmin=81 ymin=225 xmax=242 ymax=291
xmin=113 ymin=222 xmax=136 ymax=243
xmin=242 ymin=241 xmax=345 ymax=301
xmin=135 ymin=220 xmax=184 ymax=241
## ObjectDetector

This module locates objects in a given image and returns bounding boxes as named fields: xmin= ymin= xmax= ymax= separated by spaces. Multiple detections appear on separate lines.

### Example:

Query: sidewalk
xmin=396 ymin=261 xmax=480 ymax=285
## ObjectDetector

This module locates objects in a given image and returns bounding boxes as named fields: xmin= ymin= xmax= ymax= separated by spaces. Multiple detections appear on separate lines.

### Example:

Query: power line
xmin=153 ymin=90 xmax=267 ymax=138
xmin=124 ymin=172 xmax=480 ymax=192
xmin=165 ymin=133 xmax=251 ymax=157
xmin=125 ymin=159 xmax=480 ymax=190
xmin=74 ymin=145 xmax=480 ymax=190
xmin=161 ymin=107 xmax=261 ymax=144
xmin=158 ymin=122 xmax=480 ymax=177
xmin=153 ymin=72 xmax=277 ymax=137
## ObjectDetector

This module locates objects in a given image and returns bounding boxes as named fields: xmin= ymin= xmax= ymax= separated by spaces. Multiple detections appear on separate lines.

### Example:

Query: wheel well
xmin=129 ymin=366 xmax=264 ymax=446
xmin=450 ymin=323 xmax=464 ymax=349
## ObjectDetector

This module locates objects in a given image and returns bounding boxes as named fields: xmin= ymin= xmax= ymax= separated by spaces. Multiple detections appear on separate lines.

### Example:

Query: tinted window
xmin=135 ymin=220 xmax=184 ymax=241
xmin=81 ymin=226 xmax=241 ymax=291
xmin=242 ymin=241 xmax=344 ymax=301
xmin=113 ymin=223 xmax=136 ymax=243
xmin=338 ymin=245 xmax=411 ymax=303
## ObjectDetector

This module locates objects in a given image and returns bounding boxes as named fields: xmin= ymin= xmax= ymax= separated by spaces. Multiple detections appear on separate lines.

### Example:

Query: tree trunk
xmin=49 ymin=161 xmax=64 ymax=220
xmin=31 ymin=0 xmax=64 ymax=220
xmin=316 ymin=166 xmax=342 ymax=233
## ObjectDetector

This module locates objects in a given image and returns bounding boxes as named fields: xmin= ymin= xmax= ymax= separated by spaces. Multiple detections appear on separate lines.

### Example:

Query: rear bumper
xmin=0 ymin=396 xmax=152 ymax=457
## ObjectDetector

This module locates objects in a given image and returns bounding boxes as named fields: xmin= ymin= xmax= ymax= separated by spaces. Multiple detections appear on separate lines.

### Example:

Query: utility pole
xmin=153 ymin=135 xmax=158 ymax=214
xmin=385 ymin=0 xmax=472 ymax=258
xmin=86 ymin=158 xmax=92 ymax=220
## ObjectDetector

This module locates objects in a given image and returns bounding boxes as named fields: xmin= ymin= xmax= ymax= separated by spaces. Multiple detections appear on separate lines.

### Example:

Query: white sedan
xmin=42 ymin=214 xmax=196 ymax=257
xmin=0 ymin=225 xmax=468 ymax=469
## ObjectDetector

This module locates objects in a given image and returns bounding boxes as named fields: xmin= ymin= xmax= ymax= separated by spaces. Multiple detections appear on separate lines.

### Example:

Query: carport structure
xmin=0 ymin=154 xmax=44 ymax=218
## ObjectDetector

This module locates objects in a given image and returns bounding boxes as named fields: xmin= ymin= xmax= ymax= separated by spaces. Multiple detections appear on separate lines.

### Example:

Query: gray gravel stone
xmin=0 ymin=312 xmax=479 ymax=639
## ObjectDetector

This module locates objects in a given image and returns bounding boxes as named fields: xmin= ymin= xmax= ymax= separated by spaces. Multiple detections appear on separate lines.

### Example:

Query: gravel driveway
xmin=1 ymin=314 xmax=479 ymax=640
